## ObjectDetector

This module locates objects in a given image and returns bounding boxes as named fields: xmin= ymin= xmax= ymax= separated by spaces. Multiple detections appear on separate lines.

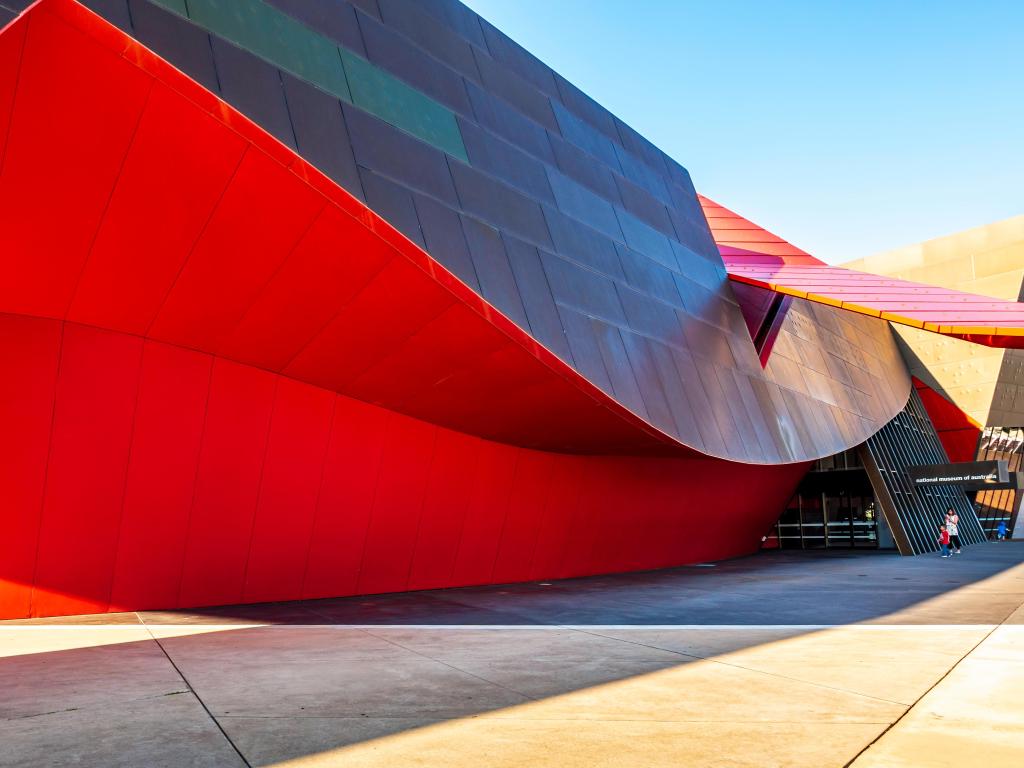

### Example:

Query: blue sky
xmin=463 ymin=0 xmax=1024 ymax=263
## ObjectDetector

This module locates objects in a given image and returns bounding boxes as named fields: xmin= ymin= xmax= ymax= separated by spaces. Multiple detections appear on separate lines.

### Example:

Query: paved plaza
xmin=3 ymin=543 xmax=1023 ymax=767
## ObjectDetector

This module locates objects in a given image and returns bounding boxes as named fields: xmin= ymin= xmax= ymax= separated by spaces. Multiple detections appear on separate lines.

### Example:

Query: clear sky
xmin=462 ymin=0 xmax=1024 ymax=263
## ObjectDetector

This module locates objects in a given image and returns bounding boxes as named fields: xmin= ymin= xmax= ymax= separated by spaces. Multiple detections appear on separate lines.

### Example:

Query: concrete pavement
xmin=3 ymin=544 xmax=1023 ymax=767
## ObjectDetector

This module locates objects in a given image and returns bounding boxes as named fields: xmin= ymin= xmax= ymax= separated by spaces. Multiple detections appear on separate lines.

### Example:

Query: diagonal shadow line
xmin=2 ymin=546 xmax=1023 ymax=767
xmin=141 ymin=620 xmax=253 ymax=768
xmin=569 ymin=626 xmax=915 ymax=708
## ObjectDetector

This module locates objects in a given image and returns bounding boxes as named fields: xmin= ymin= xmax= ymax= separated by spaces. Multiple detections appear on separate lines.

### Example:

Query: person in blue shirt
xmin=997 ymin=520 xmax=1007 ymax=541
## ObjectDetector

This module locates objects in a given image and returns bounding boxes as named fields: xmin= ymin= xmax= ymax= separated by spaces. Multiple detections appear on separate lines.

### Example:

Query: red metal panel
xmin=613 ymin=462 xmax=665 ymax=572
xmin=302 ymin=395 xmax=389 ymax=600
xmin=913 ymin=377 xmax=981 ymax=463
xmin=356 ymin=414 xmax=438 ymax=594
xmin=32 ymin=323 xmax=143 ymax=617
xmin=406 ymin=428 xmax=479 ymax=591
xmin=527 ymin=454 xmax=586 ymax=580
xmin=0 ymin=320 xmax=817 ymax=619
xmin=68 ymin=82 xmax=247 ymax=335
xmin=640 ymin=461 xmax=690 ymax=568
xmin=147 ymin=147 xmax=324 ymax=352
xmin=217 ymin=207 xmax=393 ymax=371
xmin=284 ymin=257 xmax=456 ymax=394
xmin=0 ymin=6 xmax=151 ymax=319
xmin=558 ymin=458 xmax=610 ymax=579
xmin=682 ymin=459 xmax=727 ymax=561
xmin=723 ymin=258 xmax=1024 ymax=348
xmin=344 ymin=303 xmax=512 ymax=407
xmin=940 ymin=429 xmax=983 ymax=465
xmin=450 ymin=441 xmax=520 ymax=586
xmin=242 ymin=377 xmax=334 ymax=604
xmin=598 ymin=461 xmax=646 ymax=573
xmin=0 ymin=314 xmax=60 ymax=619
xmin=701 ymin=196 xmax=1024 ymax=349
xmin=177 ymin=358 xmax=275 ymax=608
xmin=587 ymin=460 xmax=638 ymax=574
xmin=700 ymin=194 xmax=813 ymax=260
xmin=491 ymin=451 xmax=556 ymax=584
xmin=107 ymin=341 xmax=211 ymax=612
xmin=0 ymin=12 xmax=26 ymax=165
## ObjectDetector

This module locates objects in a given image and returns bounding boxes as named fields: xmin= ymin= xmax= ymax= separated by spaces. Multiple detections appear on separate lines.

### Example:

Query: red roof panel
xmin=698 ymin=197 xmax=1024 ymax=349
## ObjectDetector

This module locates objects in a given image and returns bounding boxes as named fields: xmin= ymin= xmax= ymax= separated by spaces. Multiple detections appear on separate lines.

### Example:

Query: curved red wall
xmin=0 ymin=313 xmax=808 ymax=619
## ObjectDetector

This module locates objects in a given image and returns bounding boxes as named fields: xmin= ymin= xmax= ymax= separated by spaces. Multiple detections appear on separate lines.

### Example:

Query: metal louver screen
xmin=861 ymin=389 xmax=987 ymax=555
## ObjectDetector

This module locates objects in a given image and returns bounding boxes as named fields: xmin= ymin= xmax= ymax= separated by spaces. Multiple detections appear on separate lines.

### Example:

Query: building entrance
xmin=767 ymin=449 xmax=893 ymax=550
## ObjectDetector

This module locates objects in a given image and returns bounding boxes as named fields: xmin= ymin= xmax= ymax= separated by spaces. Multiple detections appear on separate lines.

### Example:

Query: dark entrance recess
xmin=766 ymin=389 xmax=990 ymax=555
xmin=766 ymin=449 xmax=892 ymax=550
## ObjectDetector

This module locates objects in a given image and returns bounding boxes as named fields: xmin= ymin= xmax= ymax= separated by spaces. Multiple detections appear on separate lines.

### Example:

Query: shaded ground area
xmin=3 ymin=544 xmax=1023 ymax=767
xmin=10 ymin=545 xmax=1024 ymax=628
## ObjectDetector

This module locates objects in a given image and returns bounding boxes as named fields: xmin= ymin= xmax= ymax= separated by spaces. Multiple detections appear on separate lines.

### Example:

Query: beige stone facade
xmin=845 ymin=215 xmax=1024 ymax=427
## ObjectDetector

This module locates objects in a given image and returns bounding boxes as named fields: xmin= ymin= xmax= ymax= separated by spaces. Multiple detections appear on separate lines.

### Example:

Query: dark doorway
xmin=767 ymin=449 xmax=892 ymax=550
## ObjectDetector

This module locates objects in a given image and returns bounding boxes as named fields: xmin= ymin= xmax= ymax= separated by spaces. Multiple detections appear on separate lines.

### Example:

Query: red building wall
xmin=3 ymin=1 xmax=926 ymax=619
xmin=0 ymin=313 xmax=809 ymax=619
xmin=912 ymin=377 xmax=981 ymax=463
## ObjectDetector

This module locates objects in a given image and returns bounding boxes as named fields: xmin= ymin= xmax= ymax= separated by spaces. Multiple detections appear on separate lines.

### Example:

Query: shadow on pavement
xmin=2 ymin=544 xmax=1023 ymax=767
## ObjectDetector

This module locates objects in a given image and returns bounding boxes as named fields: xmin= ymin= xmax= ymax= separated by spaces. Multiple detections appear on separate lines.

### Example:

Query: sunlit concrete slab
xmin=585 ymin=625 xmax=990 ymax=706
xmin=2 ymin=546 xmax=1023 ymax=767
xmin=851 ymin=625 xmax=1024 ymax=767
xmin=249 ymin=719 xmax=885 ymax=768
xmin=0 ymin=625 xmax=152 ymax=659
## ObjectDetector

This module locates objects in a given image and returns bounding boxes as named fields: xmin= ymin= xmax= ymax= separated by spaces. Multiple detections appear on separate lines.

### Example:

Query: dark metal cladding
xmin=412 ymin=193 xmax=480 ymax=292
xmin=281 ymin=72 xmax=364 ymax=201
xmin=343 ymin=102 xmax=460 ymax=207
xmin=357 ymin=10 xmax=474 ymax=115
xmin=459 ymin=214 xmax=531 ymax=331
xmin=265 ymin=0 xmax=366 ymax=56
xmin=129 ymin=0 xmax=220 ymax=92
xmin=209 ymin=36 xmax=297 ymax=149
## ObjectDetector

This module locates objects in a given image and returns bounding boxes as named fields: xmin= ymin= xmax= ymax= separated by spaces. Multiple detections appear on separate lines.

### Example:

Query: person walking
xmin=938 ymin=525 xmax=951 ymax=558
xmin=997 ymin=520 xmax=1008 ymax=541
xmin=946 ymin=509 xmax=962 ymax=554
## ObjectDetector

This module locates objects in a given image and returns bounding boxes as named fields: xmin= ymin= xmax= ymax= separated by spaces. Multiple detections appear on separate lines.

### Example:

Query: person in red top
xmin=947 ymin=509 xmax=961 ymax=554
xmin=938 ymin=525 xmax=951 ymax=558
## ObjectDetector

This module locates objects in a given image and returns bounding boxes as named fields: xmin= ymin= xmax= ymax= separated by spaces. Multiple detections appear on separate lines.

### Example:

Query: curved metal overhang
xmin=0 ymin=0 xmax=913 ymax=463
